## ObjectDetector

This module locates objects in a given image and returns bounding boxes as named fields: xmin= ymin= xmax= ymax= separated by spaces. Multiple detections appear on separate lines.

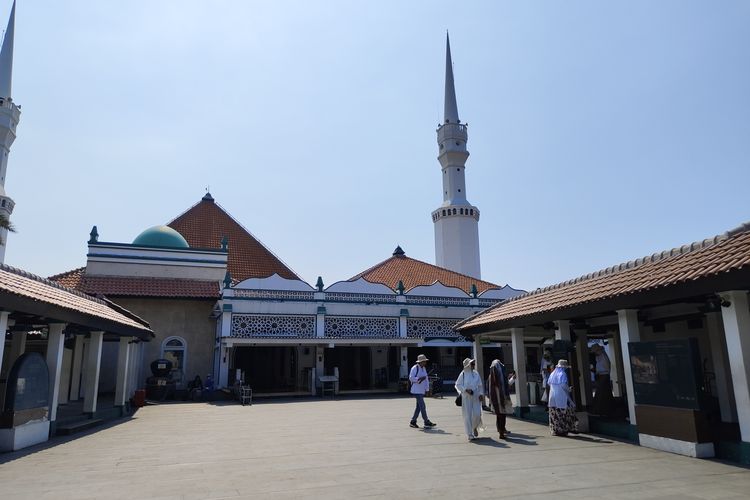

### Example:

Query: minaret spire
xmin=444 ymin=32 xmax=459 ymax=124
xmin=0 ymin=1 xmax=15 ymax=99
xmin=0 ymin=0 xmax=19 ymax=263
xmin=432 ymin=34 xmax=481 ymax=279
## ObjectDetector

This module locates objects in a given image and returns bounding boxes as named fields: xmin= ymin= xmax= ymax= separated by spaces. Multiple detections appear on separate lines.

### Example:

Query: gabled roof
xmin=1 ymin=264 xmax=153 ymax=339
xmin=348 ymin=247 xmax=502 ymax=295
xmin=456 ymin=222 xmax=750 ymax=334
xmin=167 ymin=194 xmax=299 ymax=282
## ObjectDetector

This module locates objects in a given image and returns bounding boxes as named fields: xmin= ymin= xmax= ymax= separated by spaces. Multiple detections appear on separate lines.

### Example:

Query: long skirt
xmin=549 ymin=407 xmax=578 ymax=436
xmin=461 ymin=395 xmax=485 ymax=439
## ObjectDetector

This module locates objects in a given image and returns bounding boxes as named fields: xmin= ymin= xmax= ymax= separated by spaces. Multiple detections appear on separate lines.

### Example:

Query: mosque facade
xmin=47 ymin=34 xmax=524 ymax=396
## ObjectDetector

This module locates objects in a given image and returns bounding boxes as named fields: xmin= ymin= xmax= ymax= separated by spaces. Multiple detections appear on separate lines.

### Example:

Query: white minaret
xmin=0 ymin=1 xmax=18 ymax=263
xmin=431 ymin=33 xmax=481 ymax=278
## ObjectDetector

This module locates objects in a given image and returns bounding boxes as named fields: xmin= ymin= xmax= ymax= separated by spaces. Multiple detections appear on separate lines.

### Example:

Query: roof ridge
xmin=210 ymin=199 xmax=302 ymax=280
xmin=167 ymin=196 xmax=301 ymax=280
xmin=495 ymin=221 xmax=749 ymax=307
xmin=2 ymin=263 xmax=107 ymax=305
xmin=48 ymin=266 xmax=85 ymax=281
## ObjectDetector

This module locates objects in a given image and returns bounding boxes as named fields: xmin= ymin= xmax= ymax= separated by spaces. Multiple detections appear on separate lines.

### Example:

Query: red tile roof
xmin=49 ymin=268 xmax=219 ymax=299
xmin=168 ymin=194 xmax=299 ymax=282
xmin=457 ymin=222 xmax=750 ymax=333
xmin=349 ymin=247 xmax=502 ymax=295
xmin=1 ymin=264 xmax=153 ymax=338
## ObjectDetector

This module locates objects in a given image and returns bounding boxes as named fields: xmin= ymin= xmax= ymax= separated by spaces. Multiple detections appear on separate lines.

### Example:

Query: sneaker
xmin=424 ymin=421 xmax=436 ymax=428
xmin=409 ymin=421 xmax=419 ymax=428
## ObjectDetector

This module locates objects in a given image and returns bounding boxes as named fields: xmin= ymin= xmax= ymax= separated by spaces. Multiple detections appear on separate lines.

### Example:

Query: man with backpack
xmin=409 ymin=354 xmax=437 ymax=428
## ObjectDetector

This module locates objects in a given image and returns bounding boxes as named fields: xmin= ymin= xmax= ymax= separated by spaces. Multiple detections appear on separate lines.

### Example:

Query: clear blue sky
xmin=4 ymin=1 xmax=749 ymax=291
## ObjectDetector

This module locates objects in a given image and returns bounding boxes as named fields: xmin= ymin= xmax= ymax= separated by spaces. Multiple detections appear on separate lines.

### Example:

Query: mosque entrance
xmin=324 ymin=346 xmax=398 ymax=391
xmin=232 ymin=346 xmax=315 ymax=394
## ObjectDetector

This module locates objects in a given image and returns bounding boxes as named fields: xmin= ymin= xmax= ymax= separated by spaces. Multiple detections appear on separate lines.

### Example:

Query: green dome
xmin=132 ymin=225 xmax=189 ymax=248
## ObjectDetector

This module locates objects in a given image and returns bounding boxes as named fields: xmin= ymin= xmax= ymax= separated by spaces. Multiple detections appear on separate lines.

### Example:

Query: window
xmin=161 ymin=336 xmax=187 ymax=387
xmin=442 ymin=210 xmax=446 ymax=216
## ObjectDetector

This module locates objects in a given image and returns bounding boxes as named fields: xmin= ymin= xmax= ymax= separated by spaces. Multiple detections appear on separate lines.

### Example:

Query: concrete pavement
xmin=0 ymin=396 xmax=748 ymax=499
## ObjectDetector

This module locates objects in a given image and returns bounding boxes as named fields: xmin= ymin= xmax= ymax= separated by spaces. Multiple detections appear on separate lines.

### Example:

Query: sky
xmin=3 ymin=1 xmax=749 ymax=291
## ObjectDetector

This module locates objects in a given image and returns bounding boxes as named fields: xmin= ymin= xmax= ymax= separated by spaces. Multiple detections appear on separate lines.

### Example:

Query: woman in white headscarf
xmin=455 ymin=358 xmax=485 ymax=441
xmin=548 ymin=359 xmax=578 ymax=436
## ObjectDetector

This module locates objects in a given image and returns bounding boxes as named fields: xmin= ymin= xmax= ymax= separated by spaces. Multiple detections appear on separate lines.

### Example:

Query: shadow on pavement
xmin=565 ymin=435 xmax=613 ymax=444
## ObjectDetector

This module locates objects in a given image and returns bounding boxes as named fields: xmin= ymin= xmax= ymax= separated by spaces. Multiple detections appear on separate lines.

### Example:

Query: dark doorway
xmin=324 ymin=347 xmax=373 ymax=390
xmin=232 ymin=346 xmax=312 ymax=393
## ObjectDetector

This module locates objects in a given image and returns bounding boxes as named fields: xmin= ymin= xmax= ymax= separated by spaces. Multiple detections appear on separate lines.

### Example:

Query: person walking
xmin=591 ymin=344 xmax=613 ymax=416
xmin=409 ymin=354 xmax=436 ymax=428
xmin=487 ymin=359 xmax=513 ymax=439
xmin=540 ymin=348 xmax=553 ymax=408
xmin=547 ymin=359 xmax=578 ymax=436
xmin=455 ymin=358 xmax=485 ymax=441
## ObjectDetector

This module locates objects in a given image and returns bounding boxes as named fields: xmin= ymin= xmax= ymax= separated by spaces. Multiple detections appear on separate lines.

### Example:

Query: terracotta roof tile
xmin=49 ymin=267 xmax=84 ymax=289
xmin=457 ymin=222 xmax=750 ymax=332
xmin=167 ymin=195 xmax=299 ymax=282
xmin=79 ymin=276 xmax=219 ymax=298
xmin=49 ymin=268 xmax=219 ymax=299
xmin=349 ymin=249 xmax=502 ymax=295
xmin=1 ymin=264 xmax=153 ymax=337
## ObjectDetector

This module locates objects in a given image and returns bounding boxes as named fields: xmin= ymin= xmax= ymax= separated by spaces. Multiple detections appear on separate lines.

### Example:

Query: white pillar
xmin=511 ymin=327 xmax=528 ymax=407
xmin=83 ymin=331 xmax=104 ymax=414
xmin=399 ymin=346 xmax=409 ymax=378
xmin=58 ymin=347 xmax=72 ymax=405
xmin=114 ymin=337 xmax=131 ymax=406
xmin=69 ymin=335 xmax=85 ymax=401
xmin=574 ymin=330 xmax=592 ymax=408
xmin=609 ymin=329 xmax=625 ymax=398
xmin=128 ymin=340 xmax=140 ymax=394
xmin=315 ymin=345 xmax=325 ymax=379
xmin=218 ymin=344 xmax=230 ymax=388
xmin=46 ymin=323 xmax=67 ymax=422
xmin=555 ymin=320 xmax=571 ymax=341
xmin=617 ymin=309 xmax=641 ymax=425
xmin=719 ymin=291 xmax=750 ymax=442
xmin=0 ymin=311 xmax=9 ymax=378
xmin=316 ymin=308 xmax=326 ymax=338
xmin=706 ymin=312 xmax=737 ymax=423
xmin=473 ymin=336 xmax=485 ymax=382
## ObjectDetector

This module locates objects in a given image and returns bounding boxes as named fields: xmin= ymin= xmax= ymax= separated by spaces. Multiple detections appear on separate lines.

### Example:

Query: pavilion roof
xmin=456 ymin=222 xmax=750 ymax=335
xmin=1 ymin=264 xmax=153 ymax=339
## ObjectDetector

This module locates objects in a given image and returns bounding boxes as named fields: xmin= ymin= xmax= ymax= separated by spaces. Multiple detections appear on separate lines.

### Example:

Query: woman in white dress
xmin=455 ymin=358 xmax=485 ymax=441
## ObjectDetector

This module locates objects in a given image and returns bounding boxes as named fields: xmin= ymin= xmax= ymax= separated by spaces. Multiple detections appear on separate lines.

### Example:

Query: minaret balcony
xmin=431 ymin=205 xmax=479 ymax=222
xmin=437 ymin=122 xmax=468 ymax=143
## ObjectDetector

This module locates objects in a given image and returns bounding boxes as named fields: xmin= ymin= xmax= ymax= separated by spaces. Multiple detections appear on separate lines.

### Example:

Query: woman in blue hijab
xmin=547 ymin=359 xmax=578 ymax=436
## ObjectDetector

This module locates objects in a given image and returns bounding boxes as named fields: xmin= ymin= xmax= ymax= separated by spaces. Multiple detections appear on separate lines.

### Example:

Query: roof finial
xmin=88 ymin=225 xmax=99 ymax=244
xmin=393 ymin=245 xmax=405 ymax=256
xmin=0 ymin=1 xmax=15 ymax=99
xmin=444 ymin=31 xmax=459 ymax=124
xmin=220 ymin=235 xmax=229 ymax=251
xmin=396 ymin=280 xmax=405 ymax=295
xmin=316 ymin=276 xmax=324 ymax=292
xmin=223 ymin=271 xmax=232 ymax=289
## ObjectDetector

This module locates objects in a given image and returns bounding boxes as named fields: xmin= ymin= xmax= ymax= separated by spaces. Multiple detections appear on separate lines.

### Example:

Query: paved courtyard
xmin=1 ymin=396 xmax=749 ymax=499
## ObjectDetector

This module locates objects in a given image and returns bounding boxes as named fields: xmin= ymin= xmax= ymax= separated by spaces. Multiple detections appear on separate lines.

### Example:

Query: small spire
xmin=470 ymin=283 xmax=478 ymax=298
xmin=202 ymin=191 xmax=214 ymax=202
xmin=223 ymin=271 xmax=232 ymax=289
xmin=220 ymin=235 xmax=229 ymax=251
xmin=444 ymin=32 xmax=459 ymax=124
xmin=0 ymin=1 xmax=15 ymax=99
xmin=396 ymin=280 xmax=405 ymax=295
xmin=315 ymin=276 xmax=324 ymax=292
xmin=393 ymin=245 xmax=405 ymax=256
xmin=88 ymin=225 xmax=99 ymax=244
